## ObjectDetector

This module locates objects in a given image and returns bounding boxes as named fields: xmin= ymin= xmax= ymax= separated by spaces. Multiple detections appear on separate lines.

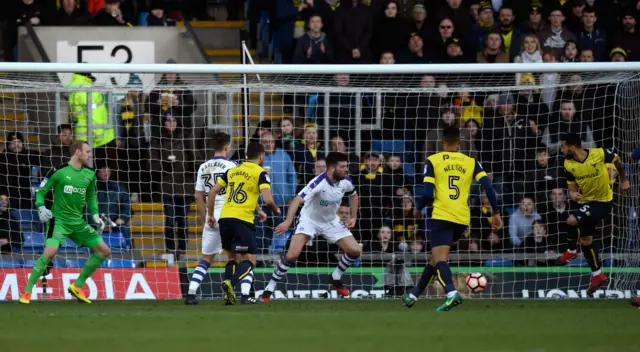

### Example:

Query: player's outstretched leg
xmin=330 ymin=236 xmax=362 ymax=298
xmin=20 ymin=249 xmax=56 ymax=304
xmin=558 ymin=216 xmax=580 ymax=264
xmin=70 ymin=243 xmax=109 ymax=304
xmin=402 ymin=260 xmax=437 ymax=308
xmin=240 ymin=271 xmax=257 ymax=304
xmin=434 ymin=260 xmax=462 ymax=312
xmin=580 ymin=237 xmax=607 ymax=297
xmin=261 ymin=234 xmax=309 ymax=303
xmin=221 ymin=260 xmax=237 ymax=305
xmin=186 ymin=257 xmax=212 ymax=305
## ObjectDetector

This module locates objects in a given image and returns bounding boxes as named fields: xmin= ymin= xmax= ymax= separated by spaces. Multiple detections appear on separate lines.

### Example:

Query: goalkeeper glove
xmin=38 ymin=206 xmax=52 ymax=223
xmin=92 ymin=214 xmax=106 ymax=233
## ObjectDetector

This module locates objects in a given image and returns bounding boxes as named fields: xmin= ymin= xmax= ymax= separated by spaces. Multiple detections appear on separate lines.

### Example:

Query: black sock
xmin=413 ymin=264 xmax=436 ymax=296
xmin=435 ymin=261 xmax=456 ymax=293
xmin=224 ymin=260 xmax=237 ymax=281
xmin=581 ymin=243 xmax=601 ymax=272
xmin=231 ymin=260 xmax=254 ymax=286
xmin=566 ymin=225 xmax=579 ymax=250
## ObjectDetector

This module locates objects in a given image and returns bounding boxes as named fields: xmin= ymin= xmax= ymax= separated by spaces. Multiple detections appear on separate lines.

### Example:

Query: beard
xmin=624 ymin=23 xmax=635 ymax=31
xmin=332 ymin=170 xmax=344 ymax=181
xmin=564 ymin=152 xmax=574 ymax=160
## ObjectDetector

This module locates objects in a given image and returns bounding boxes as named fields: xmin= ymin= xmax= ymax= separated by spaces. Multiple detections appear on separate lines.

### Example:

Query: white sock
xmin=265 ymin=279 xmax=278 ymax=293
xmin=332 ymin=253 xmax=359 ymax=280
xmin=240 ymin=271 xmax=254 ymax=296
xmin=188 ymin=282 xmax=199 ymax=295
xmin=568 ymin=249 xmax=577 ymax=254
xmin=447 ymin=290 xmax=458 ymax=298
xmin=592 ymin=269 xmax=602 ymax=277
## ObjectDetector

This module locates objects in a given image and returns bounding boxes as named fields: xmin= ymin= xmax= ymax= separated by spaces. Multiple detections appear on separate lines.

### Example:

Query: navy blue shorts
xmin=427 ymin=219 xmax=468 ymax=247
xmin=219 ymin=218 xmax=257 ymax=255
xmin=570 ymin=201 xmax=612 ymax=236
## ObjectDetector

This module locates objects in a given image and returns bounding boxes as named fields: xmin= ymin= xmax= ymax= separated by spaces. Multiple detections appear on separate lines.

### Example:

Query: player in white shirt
xmin=261 ymin=152 xmax=360 ymax=302
xmin=185 ymin=132 xmax=237 ymax=305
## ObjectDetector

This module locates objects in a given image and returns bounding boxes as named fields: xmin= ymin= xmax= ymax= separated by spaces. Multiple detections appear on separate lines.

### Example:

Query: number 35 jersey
xmin=217 ymin=161 xmax=271 ymax=224
xmin=424 ymin=152 xmax=488 ymax=226
xmin=195 ymin=156 xmax=238 ymax=219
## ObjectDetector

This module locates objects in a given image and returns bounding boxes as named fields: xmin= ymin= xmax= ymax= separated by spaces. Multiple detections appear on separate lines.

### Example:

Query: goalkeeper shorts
xmin=46 ymin=218 xmax=103 ymax=249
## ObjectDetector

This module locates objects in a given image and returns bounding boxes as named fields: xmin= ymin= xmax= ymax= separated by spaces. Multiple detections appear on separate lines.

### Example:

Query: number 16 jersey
xmin=217 ymin=161 xmax=271 ymax=224
xmin=195 ymin=156 xmax=237 ymax=220
xmin=424 ymin=152 xmax=488 ymax=226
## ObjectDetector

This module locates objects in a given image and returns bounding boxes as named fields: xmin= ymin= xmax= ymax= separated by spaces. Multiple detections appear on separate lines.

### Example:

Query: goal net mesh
xmin=0 ymin=67 xmax=638 ymax=300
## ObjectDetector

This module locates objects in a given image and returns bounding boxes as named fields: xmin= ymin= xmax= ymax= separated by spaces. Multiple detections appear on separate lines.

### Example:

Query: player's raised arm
xmin=473 ymin=160 xmax=502 ymax=230
xmin=605 ymin=148 xmax=630 ymax=192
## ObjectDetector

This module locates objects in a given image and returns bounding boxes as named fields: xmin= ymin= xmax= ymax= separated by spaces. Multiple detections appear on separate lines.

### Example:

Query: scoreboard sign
xmin=56 ymin=40 xmax=155 ymax=88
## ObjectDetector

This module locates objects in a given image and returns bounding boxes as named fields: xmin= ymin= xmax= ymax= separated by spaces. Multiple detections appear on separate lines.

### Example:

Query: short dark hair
xmin=521 ymin=193 xmax=536 ymax=203
xmin=308 ymin=13 xmax=323 ymax=21
xmin=560 ymin=133 xmax=582 ymax=147
xmin=582 ymin=5 xmax=596 ymax=15
xmin=246 ymin=142 xmax=265 ymax=159
xmin=58 ymin=124 xmax=72 ymax=135
xmin=442 ymin=126 xmax=461 ymax=144
xmin=325 ymin=152 xmax=348 ymax=167
xmin=536 ymin=147 xmax=549 ymax=155
xmin=69 ymin=140 xmax=88 ymax=157
xmin=213 ymin=132 xmax=231 ymax=152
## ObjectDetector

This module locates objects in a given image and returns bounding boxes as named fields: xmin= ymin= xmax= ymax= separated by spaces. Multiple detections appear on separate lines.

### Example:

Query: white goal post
xmin=0 ymin=62 xmax=638 ymax=301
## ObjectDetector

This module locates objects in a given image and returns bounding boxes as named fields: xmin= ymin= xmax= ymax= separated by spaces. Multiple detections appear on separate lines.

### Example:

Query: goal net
xmin=0 ymin=62 xmax=638 ymax=301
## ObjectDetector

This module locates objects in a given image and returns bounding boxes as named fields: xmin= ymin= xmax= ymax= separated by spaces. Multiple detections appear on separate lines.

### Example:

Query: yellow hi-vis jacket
xmin=67 ymin=73 xmax=115 ymax=148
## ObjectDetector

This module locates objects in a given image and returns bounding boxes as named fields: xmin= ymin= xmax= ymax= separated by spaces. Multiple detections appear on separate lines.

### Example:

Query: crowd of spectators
xmin=0 ymin=0 xmax=638 ymax=265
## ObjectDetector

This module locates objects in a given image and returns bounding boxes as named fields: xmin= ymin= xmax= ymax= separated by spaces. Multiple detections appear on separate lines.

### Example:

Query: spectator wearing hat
xmin=94 ymin=0 xmax=132 ymax=26
xmin=408 ymin=4 xmax=430 ymax=45
xmin=53 ymin=0 xmax=91 ymax=25
xmin=293 ymin=13 xmax=334 ymax=64
xmin=356 ymin=151 xmax=393 ymax=242
xmin=560 ymin=39 xmax=579 ymax=61
xmin=576 ymin=6 xmax=607 ymax=61
xmin=0 ymin=132 xmax=41 ymax=210
xmin=150 ymin=113 xmax=197 ymax=258
xmin=611 ymin=8 xmax=639 ymax=61
xmin=476 ymin=30 xmax=510 ymax=63
xmin=520 ymin=5 xmax=549 ymax=34
xmin=146 ymin=0 xmax=175 ymax=26
xmin=493 ymin=5 xmax=524 ymax=61
xmin=372 ymin=1 xmax=409 ymax=61
xmin=439 ymin=37 xmax=470 ymax=63
xmin=467 ymin=1 xmax=495 ymax=53
xmin=397 ymin=35 xmax=430 ymax=63
xmin=609 ymin=47 xmax=628 ymax=62
xmin=334 ymin=0 xmax=374 ymax=64
xmin=149 ymin=61 xmax=196 ymax=137
xmin=537 ymin=7 xmax=577 ymax=57
xmin=516 ymin=74 xmax=550 ymax=132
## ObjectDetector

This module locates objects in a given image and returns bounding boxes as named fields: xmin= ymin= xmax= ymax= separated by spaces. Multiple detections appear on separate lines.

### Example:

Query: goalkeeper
xmin=19 ymin=141 xmax=107 ymax=304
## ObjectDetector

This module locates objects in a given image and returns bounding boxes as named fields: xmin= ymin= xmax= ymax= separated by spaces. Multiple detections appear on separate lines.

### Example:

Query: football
xmin=466 ymin=272 xmax=488 ymax=293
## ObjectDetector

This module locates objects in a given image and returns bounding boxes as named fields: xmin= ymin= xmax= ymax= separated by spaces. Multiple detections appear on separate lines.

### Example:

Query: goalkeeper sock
xmin=24 ymin=256 xmax=51 ymax=293
xmin=435 ymin=261 xmax=456 ymax=294
xmin=75 ymin=254 xmax=106 ymax=289
xmin=224 ymin=260 xmax=237 ymax=281
xmin=566 ymin=225 xmax=579 ymax=252
xmin=188 ymin=260 xmax=211 ymax=295
xmin=413 ymin=264 xmax=437 ymax=296
xmin=331 ymin=253 xmax=359 ymax=281
xmin=265 ymin=254 xmax=294 ymax=292
xmin=581 ymin=243 xmax=602 ymax=275
xmin=240 ymin=271 xmax=254 ymax=296
xmin=230 ymin=260 xmax=253 ymax=287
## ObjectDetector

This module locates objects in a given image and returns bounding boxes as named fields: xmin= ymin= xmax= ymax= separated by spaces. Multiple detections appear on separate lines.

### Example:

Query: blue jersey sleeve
xmin=633 ymin=147 xmax=640 ymax=161
xmin=417 ymin=160 xmax=435 ymax=210
xmin=603 ymin=148 xmax=617 ymax=163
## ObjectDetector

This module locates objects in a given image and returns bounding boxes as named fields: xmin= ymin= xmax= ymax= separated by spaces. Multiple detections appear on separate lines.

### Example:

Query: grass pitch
xmin=1 ymin=300 xmax=638 ymax=352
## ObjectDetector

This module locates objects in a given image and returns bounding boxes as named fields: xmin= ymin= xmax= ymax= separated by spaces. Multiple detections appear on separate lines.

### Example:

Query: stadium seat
xmin=403 ymin=163 xmax=415 ymax=178
xmin=102 ymin=232 xmax=129 ymax=253
xmin=24 ymin=259 xmax=66 ymax=269
xmin=21 ymin=232 xmax=46 ymax=252
xmin=483 ymin=259 xmax=513 ymax=267
xmin=566 ymin=259 xmax=588 ymax=267
xmin=269 ymin=231 xmax=291 ymax=254
xmin=306 ymin=94 xmax=319 ymax=119
xmin=101 ymin=259 xmax=137 ymax=268
xmin=0 ymin=260 xmax=24 ymax=268
xmin=603 ymin=259 xmax=616 ymax=267
xmin=65 ymin=259 xmax=87 ymax=268
xmin=371 ymin=140 xmax=405 ymax=154
xmin=11 ymin=209 xmax=43 ymax=233
xmin=138 ymin=12 xmax=149 ymax=26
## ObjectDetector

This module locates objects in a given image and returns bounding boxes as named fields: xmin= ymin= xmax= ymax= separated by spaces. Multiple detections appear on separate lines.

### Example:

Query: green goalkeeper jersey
xmin=35 ymin=162 xmax=99 ymax=225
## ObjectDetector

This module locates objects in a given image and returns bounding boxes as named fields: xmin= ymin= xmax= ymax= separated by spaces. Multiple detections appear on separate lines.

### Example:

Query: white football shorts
xmin=294 ymin=216 xmax=352 ymax=243
xmin=201 ymin=223 xmax=222 ymax=255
